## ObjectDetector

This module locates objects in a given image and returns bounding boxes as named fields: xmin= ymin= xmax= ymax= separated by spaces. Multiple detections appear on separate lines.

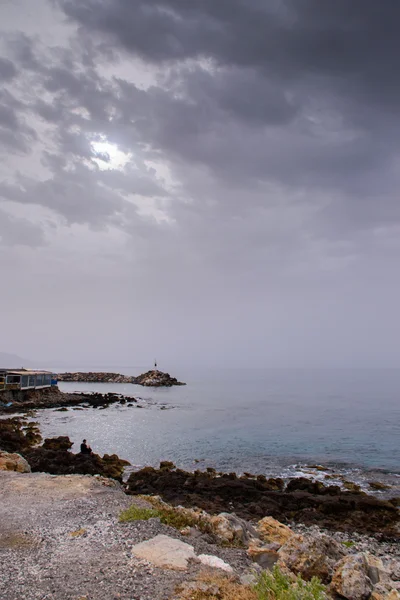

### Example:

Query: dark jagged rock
xmin=1 ymin=420 xmax=130 ymax=481
xmin=132 ymin=370 xmax=186 ymax=387
xmin=25 ymin=436 xmax=131 ymax=481
xmin=57 ymin=372 xmax=134 ymax=383
xmin=0 ymin=417 xmax=42 ymax=453
xmin=42 ymin=436 xmax=73 ymax=451
xmin=0 ymin=388 xmax=137 ymax=414
xmin=285 ymin=477 xmax=341 ymax=495
xmin=126 ymin=468 xmax=399 ymax=537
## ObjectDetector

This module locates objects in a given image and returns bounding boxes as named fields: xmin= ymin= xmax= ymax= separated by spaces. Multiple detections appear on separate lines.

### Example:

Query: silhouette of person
xmin=80 ymin=439 xmax=92 ymax=455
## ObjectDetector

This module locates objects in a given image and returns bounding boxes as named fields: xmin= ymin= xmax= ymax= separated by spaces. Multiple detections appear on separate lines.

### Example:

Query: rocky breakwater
xmin=0 ymin=386 xmax=138 ymax=413
xmin=57 ymin=371 xmax=135 ymax=383
xmin=133 ymin=369 xmax=186 ymax=387
xmin=126 ymin=467 xmax=400 ymax=537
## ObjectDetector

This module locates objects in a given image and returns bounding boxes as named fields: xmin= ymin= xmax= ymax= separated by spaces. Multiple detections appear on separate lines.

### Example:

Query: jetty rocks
xmin=133 ymin=370 xmax=186 ymax=387
xmin=58 ymin=372 xmax=134 ymax=383
xmin=57 ymin=369 xmax=186 ymax=387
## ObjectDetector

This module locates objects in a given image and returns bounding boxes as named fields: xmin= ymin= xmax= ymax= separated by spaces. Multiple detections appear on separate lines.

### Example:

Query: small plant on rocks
xmin=119 ymin=505 xmax=160 ymax=522
xmin=254 ymin=566 xmax=326 ymax=600
xmin=120 ymin=500 xmax=214 ymax=535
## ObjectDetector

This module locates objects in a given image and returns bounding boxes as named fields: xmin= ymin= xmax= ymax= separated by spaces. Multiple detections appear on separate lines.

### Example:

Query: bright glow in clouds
xmin=91 ymin=138 xmax=131 ymax=171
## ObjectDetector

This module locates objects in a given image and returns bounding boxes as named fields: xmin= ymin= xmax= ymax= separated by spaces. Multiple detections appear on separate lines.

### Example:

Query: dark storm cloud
xmin=57 ymin=0 xmax=400 ymax=108
xmin=3 ymin=0 xmax=400 ymax=240
xmin=50 ymin=0 xmax=400 ymax=229
xmin=0 ymin=89 xmax=37 ymax=153
xmin=0 ymin=57 xmax=17 ymax=80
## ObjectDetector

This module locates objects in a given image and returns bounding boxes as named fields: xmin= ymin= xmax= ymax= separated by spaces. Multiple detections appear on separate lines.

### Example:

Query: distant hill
xmin=0 ymin=352 xmax=34 ymax=368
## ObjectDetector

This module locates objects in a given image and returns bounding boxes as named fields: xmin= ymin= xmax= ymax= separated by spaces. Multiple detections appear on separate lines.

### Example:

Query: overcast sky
xmin=1 ymin=0 xmax=400 ymax=368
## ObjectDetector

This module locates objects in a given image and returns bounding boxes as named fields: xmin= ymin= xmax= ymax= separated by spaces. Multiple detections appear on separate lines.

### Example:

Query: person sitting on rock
xmin=80 ymin=439 xmax=92 ymax=455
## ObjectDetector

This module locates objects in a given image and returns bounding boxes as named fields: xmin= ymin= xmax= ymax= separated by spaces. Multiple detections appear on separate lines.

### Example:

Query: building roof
xmin=0 ymin=369 xmax=53 ymax=375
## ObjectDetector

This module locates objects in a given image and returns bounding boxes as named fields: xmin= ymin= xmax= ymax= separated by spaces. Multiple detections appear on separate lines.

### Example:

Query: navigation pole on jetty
xmin=154 ymin=359 xmax=157 ymax=369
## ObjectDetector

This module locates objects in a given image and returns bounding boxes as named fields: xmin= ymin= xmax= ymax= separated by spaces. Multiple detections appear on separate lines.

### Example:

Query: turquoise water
xmin=36 ymin=368 xmax=400 ymax=487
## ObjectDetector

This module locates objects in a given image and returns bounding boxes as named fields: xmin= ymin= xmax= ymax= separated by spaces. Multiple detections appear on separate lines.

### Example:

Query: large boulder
xmin=331 ymin=554 xmax=373 ymax=600
xmin=256 ymin=516 xmax=297 ymax=547
xmin=42 ymin=437 xmax=73 ymax=451
xmin=365 ymin=555 xmax=392 ymax=586
xmin=247 ymin=539 xmax=280 ymax=570
xmin=209 ymin=512 xmax=258 ymax=545
xmin=278 ymin=532 xmax=346 ymax=583
xmin=131 ymin=535 xmax=196 ymax=570
xmin=0 ymin=451 xmax=31 ymax=473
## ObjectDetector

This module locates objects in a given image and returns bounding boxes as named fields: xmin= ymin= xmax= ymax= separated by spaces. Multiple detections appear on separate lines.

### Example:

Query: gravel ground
xmin=0 ymin=472 xmax=252 ymax=600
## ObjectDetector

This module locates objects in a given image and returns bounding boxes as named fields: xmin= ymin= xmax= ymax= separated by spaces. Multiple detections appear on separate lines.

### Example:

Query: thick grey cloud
xmin=0 ymin=56 xmax=17 ymax=80
xmin=57 ymin=0 xmax=400 ymax=108
xmin=1 ymin=0 xmax=400 ymax=367
xmin=52 ymin=0 xmax=400 ymax=220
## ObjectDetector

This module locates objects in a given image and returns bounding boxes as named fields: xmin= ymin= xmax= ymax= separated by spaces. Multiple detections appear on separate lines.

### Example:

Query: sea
xmin=35 ymin=367 xmax=400 ymax=495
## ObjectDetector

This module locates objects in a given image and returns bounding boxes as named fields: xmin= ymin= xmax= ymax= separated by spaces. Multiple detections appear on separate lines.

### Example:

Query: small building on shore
xmin=0 ymin=369 xmax=57 ymax=392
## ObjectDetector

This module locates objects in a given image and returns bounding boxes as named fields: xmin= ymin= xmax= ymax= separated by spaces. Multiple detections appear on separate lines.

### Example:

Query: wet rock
xmin=0 ymin=451 xmax=31 ymax=473
xmin=256 ymin=516 xmax=297 ymax=546
xmin=133 ymin=370 xmax=186 ymax=387
xmin=286 ymin=477 xmax=341 ymax=495
xmin=43 ymin=436 xmax=73 ymax=451
xmin=0 ymin=417 xmax=42 ymax=453
xmin=343 ymin=481 xmax=363 ymax=493
xmin=160 ymin=461 xmax=176 ymax=470
xmin=331 ymin=554 xmax=374 ymax=600
xmin=369 ymin=482 xmax=392 ymax=492
xmin=278 ymin=532 xmax=346 ymax=583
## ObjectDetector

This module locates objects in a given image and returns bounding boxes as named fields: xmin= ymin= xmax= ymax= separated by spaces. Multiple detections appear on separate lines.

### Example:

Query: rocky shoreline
xmin=57 ymin=369 xmax=186 ymax=387
xmin=0 ymin=386 xmax=140 ymax=413
xmin=1 ymin=415 xmax=398 ymax=538
xmin=0 ymin=414 xmax=399 ymax=600
xmin=126 ymin=465 xmax=399 ymax=538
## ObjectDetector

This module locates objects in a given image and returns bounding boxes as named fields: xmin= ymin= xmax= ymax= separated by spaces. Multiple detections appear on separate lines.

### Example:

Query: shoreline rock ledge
xmin=133 ymin=370 xmax=186 ymax=387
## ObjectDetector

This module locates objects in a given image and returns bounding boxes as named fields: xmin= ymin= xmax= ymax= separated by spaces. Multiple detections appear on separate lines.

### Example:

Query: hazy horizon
xmin=2 ymin=1 xmax=400 ymax=369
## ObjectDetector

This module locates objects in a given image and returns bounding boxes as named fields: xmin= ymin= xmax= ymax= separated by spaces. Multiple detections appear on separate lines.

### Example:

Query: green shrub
xmin=341 ymin=540 xmax=355 ymax=548
xmin=120 ymin=499 xmax=214 ymax=536
xmin=119 ymin=505 xmax=160 ymax=522
xmin=254 ymin=566 xmax=326 ymax=600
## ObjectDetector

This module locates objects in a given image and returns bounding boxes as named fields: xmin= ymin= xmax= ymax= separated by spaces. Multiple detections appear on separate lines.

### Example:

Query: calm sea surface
xmin=36 ymin=367 xmax=400 ymax=490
